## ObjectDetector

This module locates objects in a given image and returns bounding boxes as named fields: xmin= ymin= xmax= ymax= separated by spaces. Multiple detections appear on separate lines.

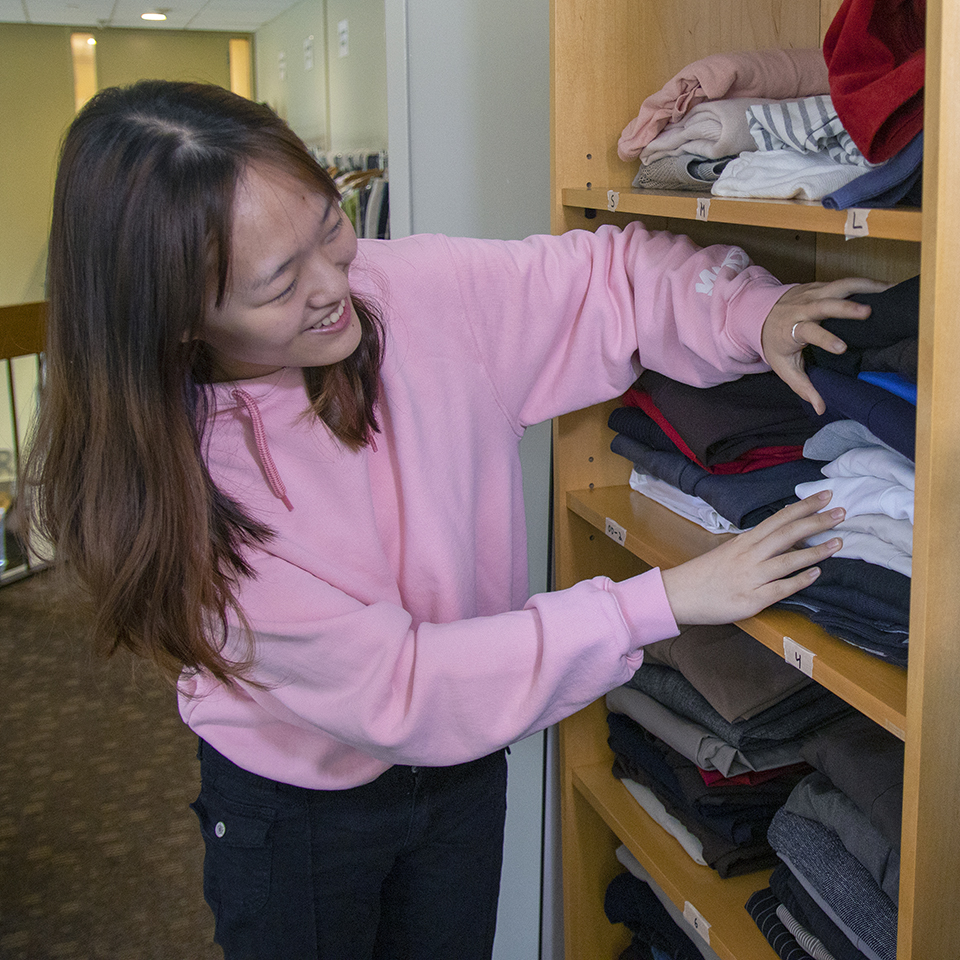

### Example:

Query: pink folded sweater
xmin=618 ymin=48 xmax=831 ymax=161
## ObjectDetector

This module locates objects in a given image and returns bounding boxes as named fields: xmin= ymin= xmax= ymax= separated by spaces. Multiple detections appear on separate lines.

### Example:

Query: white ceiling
xmin=0 ymin=0 xmax=305 ymax=32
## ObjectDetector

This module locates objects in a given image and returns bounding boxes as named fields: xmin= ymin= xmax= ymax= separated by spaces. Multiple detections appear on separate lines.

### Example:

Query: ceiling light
xmin=141 ymin=11 xmax=168 ymax=21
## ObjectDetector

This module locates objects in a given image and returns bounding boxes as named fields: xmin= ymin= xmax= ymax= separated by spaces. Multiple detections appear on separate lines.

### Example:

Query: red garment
xmin=623 ymin=385 xmax=704 ymax=467
xmin=713 ymin=445 xmax=806 ymax=474
xmin=699 ymin=762 xmax=812 ymax=788
xmin=823 ymin=0 xmax=926 ymax=163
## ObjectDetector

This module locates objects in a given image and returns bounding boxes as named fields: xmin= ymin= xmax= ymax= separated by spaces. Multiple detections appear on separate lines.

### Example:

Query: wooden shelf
xmin=566 ymin=484 xmax=909 ymax=737
xmin=574 ymin=761 xmax=777 ymax=960
xmin=562 ymin=186 xmax=923 ymax=242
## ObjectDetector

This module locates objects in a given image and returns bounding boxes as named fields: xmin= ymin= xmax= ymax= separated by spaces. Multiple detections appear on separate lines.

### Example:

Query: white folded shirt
xmin=711 ymin=149 xmax=866 ymax=200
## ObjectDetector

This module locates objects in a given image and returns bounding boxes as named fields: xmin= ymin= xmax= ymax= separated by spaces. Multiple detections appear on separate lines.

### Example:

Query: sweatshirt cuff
xmin=736 ymin=275 xmax=798 ymax=364
xmin=609 ymin=567 xmax=680 ymax=649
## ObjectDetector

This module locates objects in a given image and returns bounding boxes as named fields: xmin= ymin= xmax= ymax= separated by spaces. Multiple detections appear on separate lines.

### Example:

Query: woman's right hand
xmin=659 ymin=491 xmax=844 ymax=626
xmin=760 ymin=277 xmax=890 ymax=415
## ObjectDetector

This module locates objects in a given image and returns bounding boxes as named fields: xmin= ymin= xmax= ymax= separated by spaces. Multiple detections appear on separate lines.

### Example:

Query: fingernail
xmin=830 ymin=508 xmax=845 ymax=521
xmin=816 ymin=491 xmax=831 ymax=501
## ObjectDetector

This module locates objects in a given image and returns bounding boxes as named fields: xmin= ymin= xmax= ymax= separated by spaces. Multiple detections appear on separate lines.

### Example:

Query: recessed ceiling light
xmin=141 ymin=12 xmax=168 ymax=21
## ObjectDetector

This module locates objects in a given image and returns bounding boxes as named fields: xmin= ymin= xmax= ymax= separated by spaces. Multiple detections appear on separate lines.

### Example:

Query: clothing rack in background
xmin=311 ymin=148 xmax=390 ymax=240
xmin=0 ymin=300 xmax=47 ymax=586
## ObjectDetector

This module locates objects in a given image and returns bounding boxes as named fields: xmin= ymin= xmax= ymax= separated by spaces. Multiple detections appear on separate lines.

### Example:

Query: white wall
xmin=256 ymin=0 xmax=388 ymax=155
xmin=385 ymin=3 xmax=558 ymax=958
xmin=325 ymin=0 xmax=388 ymax=155
xmin=387 ymin=0 xmax=550 ymax=241
xmin=256 ymin=0 xmax=329 ymax=147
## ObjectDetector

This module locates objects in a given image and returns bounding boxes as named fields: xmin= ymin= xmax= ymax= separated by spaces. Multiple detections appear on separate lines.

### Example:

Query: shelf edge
xmin=562 ymin=186 xmax=922 ymax=242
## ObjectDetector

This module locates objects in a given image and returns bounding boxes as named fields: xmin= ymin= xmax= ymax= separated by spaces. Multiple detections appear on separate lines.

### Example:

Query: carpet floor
xmin=0 ymin=570 xmax=221 ymax=959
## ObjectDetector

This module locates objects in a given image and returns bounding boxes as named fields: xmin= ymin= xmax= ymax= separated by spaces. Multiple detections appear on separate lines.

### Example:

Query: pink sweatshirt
xmin=178 ymin=223 xmax=788 ymax=789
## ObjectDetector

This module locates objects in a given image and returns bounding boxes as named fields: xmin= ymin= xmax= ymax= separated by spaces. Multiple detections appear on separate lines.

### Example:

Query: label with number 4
xmin=783 ymin=636 xmax=816 ymax=677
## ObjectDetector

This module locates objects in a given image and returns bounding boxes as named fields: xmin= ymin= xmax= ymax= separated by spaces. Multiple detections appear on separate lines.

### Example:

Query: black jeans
xmin=191 ymin=740 xmax=507 ymax=960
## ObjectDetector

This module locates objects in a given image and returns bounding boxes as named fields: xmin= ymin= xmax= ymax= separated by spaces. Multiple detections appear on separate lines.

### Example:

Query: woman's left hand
xmin=761 ymin=278 xmax=891 ymax=415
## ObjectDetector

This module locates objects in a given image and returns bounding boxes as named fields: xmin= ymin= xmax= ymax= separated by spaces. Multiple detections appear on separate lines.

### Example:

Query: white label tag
xmin=683 ymin=902 xmax=711 ymax=943
xmin=604 ymin=517 xmax=627 ymax=546
xmin=696 ymin=197 xmax=711 ymax=221
xmin=607 ymin=190 xmax=620 ymax=212
xmin=783 ymin=636 xmax=816 ymax=677
xmin=844 ymin=207 xmax=870 ymax=239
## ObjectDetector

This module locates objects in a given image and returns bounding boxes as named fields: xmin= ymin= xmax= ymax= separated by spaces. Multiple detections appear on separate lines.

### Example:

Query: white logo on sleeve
xmin=695 ymin=249 xmax=752 ymax=296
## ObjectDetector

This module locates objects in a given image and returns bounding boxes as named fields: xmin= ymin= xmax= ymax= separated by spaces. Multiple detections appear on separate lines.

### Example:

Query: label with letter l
xmin=844 ymin=207 xmax=870 ymax=239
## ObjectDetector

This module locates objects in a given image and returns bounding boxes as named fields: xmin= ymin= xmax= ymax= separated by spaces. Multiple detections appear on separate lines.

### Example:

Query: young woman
xmin=25 ymin=80 xmax=879 ymax=960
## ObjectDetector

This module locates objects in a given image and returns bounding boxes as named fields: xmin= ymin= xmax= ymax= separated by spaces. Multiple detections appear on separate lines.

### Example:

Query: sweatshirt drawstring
xmin=232 ymin=388 xmax=294 ymax=511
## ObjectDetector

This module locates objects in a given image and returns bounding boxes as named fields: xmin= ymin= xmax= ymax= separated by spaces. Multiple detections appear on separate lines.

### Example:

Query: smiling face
xmin=201 ymin=162 xmax=362 ymax=382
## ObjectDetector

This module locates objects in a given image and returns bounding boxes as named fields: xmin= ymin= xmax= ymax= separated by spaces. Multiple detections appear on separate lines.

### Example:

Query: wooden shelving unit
xmin=563 ymin=187 xmax=922 ymax=242
xmin=550 ymin=1 xmax=960 ymax=958
xmin=566 ymin=484 xmax=909 ymax=736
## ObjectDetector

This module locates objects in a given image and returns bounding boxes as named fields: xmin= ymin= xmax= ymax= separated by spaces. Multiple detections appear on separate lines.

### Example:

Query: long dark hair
xmin=22 ymin=80 xmax=385 ymax=684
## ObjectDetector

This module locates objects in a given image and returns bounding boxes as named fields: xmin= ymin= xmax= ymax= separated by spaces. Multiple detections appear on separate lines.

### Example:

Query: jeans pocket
xmin=191 ymin=781 xmax=277 ymax=917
